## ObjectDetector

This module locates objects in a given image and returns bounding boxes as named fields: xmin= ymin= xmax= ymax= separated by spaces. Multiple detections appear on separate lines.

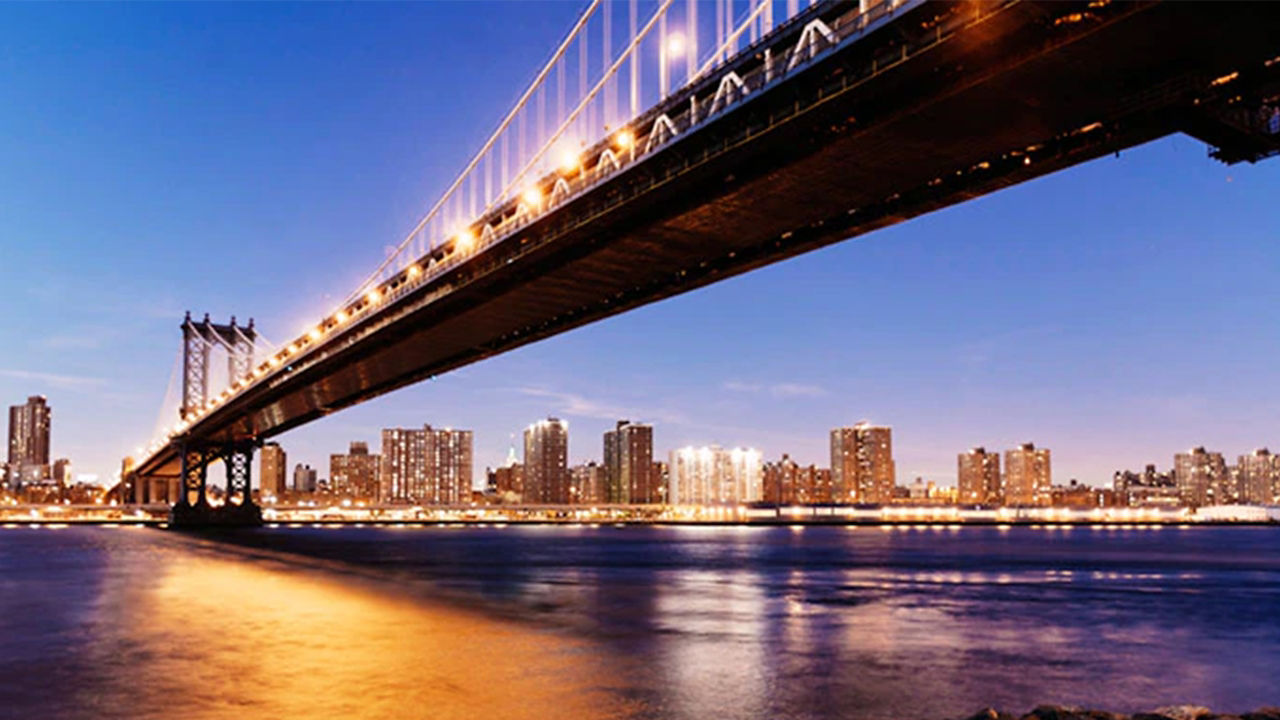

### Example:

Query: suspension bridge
xmin=121 ymin=0 xmax=1280 ymax=526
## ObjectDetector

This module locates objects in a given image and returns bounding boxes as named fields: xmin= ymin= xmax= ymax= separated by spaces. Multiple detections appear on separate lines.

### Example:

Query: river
xmin=1 ymin=524 xmax=1276 ymax=719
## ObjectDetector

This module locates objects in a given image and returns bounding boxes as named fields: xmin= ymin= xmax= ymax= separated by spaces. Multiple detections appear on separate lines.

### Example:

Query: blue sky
xmin=1 ymin=2 xmax=1278 ymax=488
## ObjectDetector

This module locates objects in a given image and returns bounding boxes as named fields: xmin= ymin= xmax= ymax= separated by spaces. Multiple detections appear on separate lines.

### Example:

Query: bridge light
xmin=308 ymin=327 xmax=322 ymax=341
xmin=615 ymin=130 xmax=634 ymax=149
xmin=558 ymin=147 xmax=580 ymax=173
xmin=667 ymin=32 xmax=686 ymax=58
xmin=407 ymin=265 xmax=421 ymax=278
xmin=455 ymin=228 xmax=476 ymax=252
xmin=336 ymin=310 xmax=348 ymax=323
xmin=287 ymin=343 xmax=298 ymax=355
xmin=366 ymin=289 xmax=381 ymax=304
xmin=522 ymin=186 xmax=542 ymax=207
xmin=269 ymin=356 xmax=281 ymax=368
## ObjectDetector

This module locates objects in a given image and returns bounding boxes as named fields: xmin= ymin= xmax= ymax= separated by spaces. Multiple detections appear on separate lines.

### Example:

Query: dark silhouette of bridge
xmin=124 ymin=0 xmax=1280 ymax=526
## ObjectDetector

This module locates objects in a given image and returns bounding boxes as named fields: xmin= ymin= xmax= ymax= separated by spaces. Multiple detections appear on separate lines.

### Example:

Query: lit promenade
xmin=4 ymin=502 xmax=1276 ymax=526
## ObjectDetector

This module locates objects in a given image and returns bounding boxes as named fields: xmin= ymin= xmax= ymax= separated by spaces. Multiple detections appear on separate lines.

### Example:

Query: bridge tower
xmin=171 ymin=312 xmax=262 ymax=527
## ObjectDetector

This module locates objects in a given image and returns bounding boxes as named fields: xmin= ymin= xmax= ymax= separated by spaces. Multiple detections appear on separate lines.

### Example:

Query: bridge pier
xmin=169 ymin=441 xmax=262 ymax=528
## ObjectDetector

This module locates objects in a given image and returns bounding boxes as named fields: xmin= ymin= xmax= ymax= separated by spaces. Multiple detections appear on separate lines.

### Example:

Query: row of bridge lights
xmin=146 ymin=29 xmax=697 ymax=456
xmin=140 ymin=17 xmax=815 ymax=460
xmin=144 ymin=127 xmax=644 ymax=460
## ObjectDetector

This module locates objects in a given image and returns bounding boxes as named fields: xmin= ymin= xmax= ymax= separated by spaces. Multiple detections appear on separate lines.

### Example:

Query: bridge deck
xmin=136 ymin=0 xmax=1280 ymax=479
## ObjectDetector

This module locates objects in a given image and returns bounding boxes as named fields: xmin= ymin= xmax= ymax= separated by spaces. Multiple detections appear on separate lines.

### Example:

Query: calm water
xmin=1 ymin=524 xmax=1277 ymax=719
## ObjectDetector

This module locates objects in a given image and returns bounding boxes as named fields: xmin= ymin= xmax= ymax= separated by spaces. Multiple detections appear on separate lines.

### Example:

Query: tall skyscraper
xmin=603 ymin=420 xmax=654 ymax=504
xmin=8 ymin=396 xmax=51 ymax=487
xmin=331 ymin=441 xmax=382 ymax=502
xmin=259 ymin=442 xmax=287 ymax=498
xmin=957 ymin=447 xmax=1002 ymax=506
xmin=379 ymin=425 xmax=473 ymax=504
xmin=1239 ymin=448 xmax=1280 ymax=505
xmin=830 ymin=422 xmax=895 ymax=504
xmin=1175 ymin=447 xmax=1228 ymax=507
xmin=668 ymin=446 xmax=762 ymax=505
xmin=524 ymin=418 xmax=569 ymax=504
xmin=1004 ymin=443 xmax=1051 ymax=506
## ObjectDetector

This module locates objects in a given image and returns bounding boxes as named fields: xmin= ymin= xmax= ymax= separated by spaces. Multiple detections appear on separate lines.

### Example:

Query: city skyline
xmin=2 ymin=3 xmax=1279 ymax=488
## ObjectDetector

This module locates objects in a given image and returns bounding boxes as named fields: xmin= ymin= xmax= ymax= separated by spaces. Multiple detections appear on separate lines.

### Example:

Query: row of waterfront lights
xmin=151 ymin=129 xmax=646 ymax=456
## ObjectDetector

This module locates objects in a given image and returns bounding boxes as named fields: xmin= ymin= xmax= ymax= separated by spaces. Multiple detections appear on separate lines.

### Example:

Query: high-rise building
xmin=1174 ymin=447 xmax=1228 ymax=507
xmin=381 ymin=428 xmax=425 ymax=502
xmin=330 ymin=441 xmax=382 ymax=502
xmin=957 ymin=447 xmax=1002 ymax=506
xmin=379 ymin=426 xmax=473 ymax=504
xmin=651 ymin=461 xmax=669 ymax=504
xmin=424 ymin=426 xmax=473 ymax=504
xmin=569 ymin=462 xmax=606 ymax=504
xmin=8 ymin=396 xmax=51 ymax=487
xmin=668 ymin=446 xmax=762 ymax=505
xmin=830 ymin=422 xmax=895 ymax=504
xmin=524 ymin=418 xmax=569 ymax=504
xmin=603 ymin=420 xmax=654 ymax=504
xmin=292 ymin=463 xmax=318 ymax=493
xmin=1239 ymin=448 xmax=1280 ymax=505
xmin=1004 ymin=443 xmax=1051 ymax=506
xmin=259 ymin=443 xmax=287 ymax=499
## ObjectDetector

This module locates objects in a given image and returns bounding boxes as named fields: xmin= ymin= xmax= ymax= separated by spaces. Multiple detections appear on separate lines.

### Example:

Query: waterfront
xmin=1 ymin=525 xmax=1277 ymax=719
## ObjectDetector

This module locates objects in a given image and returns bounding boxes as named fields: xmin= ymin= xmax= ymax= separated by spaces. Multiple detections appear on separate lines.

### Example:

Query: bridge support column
xmin=219 ymin=442 xmax=262 ymax=525
xmin=169 ymin=441 xmax=262 ymax=528
xmin=178 ymin=443 xmax=211 ymax=510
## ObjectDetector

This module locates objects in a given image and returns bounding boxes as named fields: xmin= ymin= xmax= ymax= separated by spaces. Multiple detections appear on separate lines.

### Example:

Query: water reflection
xmin=3 ymin=525 xmax=1279 ymax=719
xmin=1 ymin=528 xmax=633 ymax=720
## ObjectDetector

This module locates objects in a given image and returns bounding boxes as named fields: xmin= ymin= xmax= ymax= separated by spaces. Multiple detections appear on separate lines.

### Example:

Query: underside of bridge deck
xmin=137 ymin=0 xmax=1280 ymax=487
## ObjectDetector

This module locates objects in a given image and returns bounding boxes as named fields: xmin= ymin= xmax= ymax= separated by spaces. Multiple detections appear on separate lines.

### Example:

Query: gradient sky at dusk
xmin=2 ymin=2 xmax=1278 ymax=488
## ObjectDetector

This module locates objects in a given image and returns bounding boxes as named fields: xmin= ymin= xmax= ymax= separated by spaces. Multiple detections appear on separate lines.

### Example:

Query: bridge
xmin=123 ymin=0 xmax=1280 ymax=526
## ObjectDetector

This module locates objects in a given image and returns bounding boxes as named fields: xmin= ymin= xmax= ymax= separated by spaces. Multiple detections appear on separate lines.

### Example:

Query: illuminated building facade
xmin=569 ymin=462 xmax=606 ymax=504
xmin=1174 ymin=446 xmax=1228 ymax=507
xmin=7 ymin=396 xmax=51 ymax=488
xmin=524 ymin=418 xmax=569 ymax=504
xmin=603 ymin=420 xmax=654 ymax=504
xmin=830 ymin=422 xmax=895 ymax=504
xmin=259 ymin=442 xmax=287 ymax=498
xmin=762 ymin=454 xmax=831 ymax=505
xmin=330 ymin=441 xmax=382 ymax=502
xmin=1239 ymin=448 xmax=1280 ymax=505
xmin=379 ymin=426 xmax=473 ymax=504
xmin=668 ymin=445 xmax=761 ymax=505
xmin=957 ymin=447 xmax=1002 ymax=506
xmin=1003 ymin=443 xmax=1051 ymax=506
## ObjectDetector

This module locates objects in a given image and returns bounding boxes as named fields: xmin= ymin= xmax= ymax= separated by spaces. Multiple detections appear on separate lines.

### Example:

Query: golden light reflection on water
xmin=89 ymin=534 xmax=635 ymax=720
